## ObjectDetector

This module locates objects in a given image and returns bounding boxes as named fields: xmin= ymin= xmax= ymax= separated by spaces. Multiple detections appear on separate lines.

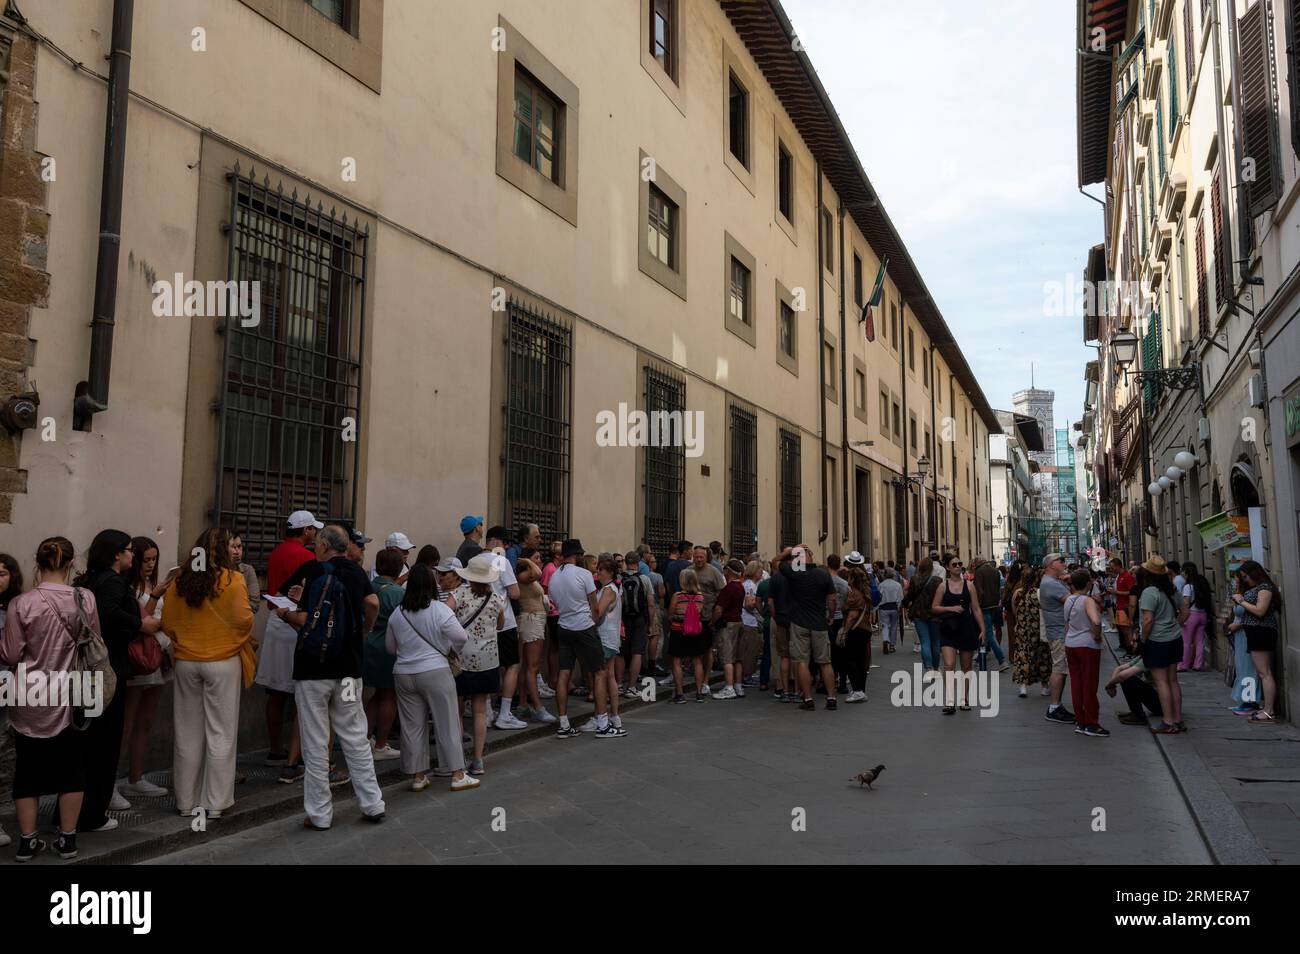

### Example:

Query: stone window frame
xmin=822 ymin=329 xmax=838 ymax=403
xmin=723 ymin=231 xmax=757 ymax=347
xmin=773 ymin=117 xmax=798 ymax=245
xmin=237 ymin=0 xmax=383 ymax=92
xmin=641 ymin=0 xmax=685 ymax=114
xmin=909 ymin=409 xmax=918 ymax=452
xmin=852 ymin=356 xmax=869 ymax=426
xmin=775 ymin=278 xmax=798 ymax=376
xmin=878 ymin=385 xmax=890 ymax=439
xmin=891 ymin=392 xmax=903 ymax=445
xmin=495 ymin=16 xmax=580 ymax=226
xmin=638 ymin=150 xmax=687 ymax=300
xmin=723 ymin=43 xmax=756 ymax=194
xmin=820 ymin=206 xmax=835 ymax=277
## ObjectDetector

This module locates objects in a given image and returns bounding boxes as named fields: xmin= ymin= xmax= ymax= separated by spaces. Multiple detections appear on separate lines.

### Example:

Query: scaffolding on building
xmin=1024 ymin=429 xmax=1080 ymax=562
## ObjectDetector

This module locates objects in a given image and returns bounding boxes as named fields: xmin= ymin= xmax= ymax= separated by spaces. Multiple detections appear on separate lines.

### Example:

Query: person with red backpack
xmin=273 ymin=525 xmax=386 ymax=830
xmin=667 ymin=568 xmax=710 ymax=703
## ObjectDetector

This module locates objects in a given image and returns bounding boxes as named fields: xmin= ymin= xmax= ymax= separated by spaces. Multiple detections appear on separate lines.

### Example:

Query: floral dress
xmin=451 ymin=584 xmax=505 ymax=673
xmin=1010 ymin=587 xmax=1052 ymax=687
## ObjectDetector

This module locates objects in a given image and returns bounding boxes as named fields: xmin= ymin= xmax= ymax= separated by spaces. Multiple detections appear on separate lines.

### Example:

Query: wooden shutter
xmin=1195 ymin=218 xmax=1209 ymax=334
xmin=1211 ymin=171 xmax=1230 ymax=306
xmin=1183 ymin=0 xmax=1196 ymax=102
xmin=1156 ymin=96 xmax=1167 ymax=180
xmin=1238 ymin=1 xmax=1282 ymax=216
xmin=1167 ymin=38 xmax=1179 ymax=136
xmin=1287 ymin=0 xmax=1300 ymax=157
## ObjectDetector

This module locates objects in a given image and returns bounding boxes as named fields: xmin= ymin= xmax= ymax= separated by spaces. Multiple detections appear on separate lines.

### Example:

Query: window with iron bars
xmin=504 ymin=298 xmax=572 ymax=544
xmin=729 ymin=403 xmax=758 ymax=559
xmin=216 ymin=165 xmax=366 ymax=572
xmin=779 ymin=427 xmax=801 ymax=550
xmin=643 ymin=361 xmax=686 ymax=560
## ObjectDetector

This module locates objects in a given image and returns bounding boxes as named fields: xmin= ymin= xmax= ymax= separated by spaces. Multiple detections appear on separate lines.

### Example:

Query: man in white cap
xmin=256 ymin=510 xmax=326 ymax=781
xmin=370 ymin=532 xmax=415 ymax=583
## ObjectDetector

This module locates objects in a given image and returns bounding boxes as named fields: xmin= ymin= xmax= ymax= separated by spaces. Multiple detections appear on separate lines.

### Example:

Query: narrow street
xmin=156 ymin=642 xmax=1208 ymax=865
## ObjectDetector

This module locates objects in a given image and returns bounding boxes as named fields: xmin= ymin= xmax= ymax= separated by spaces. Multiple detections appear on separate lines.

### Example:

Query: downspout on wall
xmin=837 ymin=201 xmax=848 ymax=546
xmin=76 ymin=0 xmax=133 ymax=431
xmin=816 ymin=162 xmax=827 ymax=544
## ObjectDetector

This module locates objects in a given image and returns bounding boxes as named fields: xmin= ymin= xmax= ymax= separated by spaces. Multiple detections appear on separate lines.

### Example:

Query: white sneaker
xmin=734 ymin=684 xmax=746 ymax=698
xmin=713 ymin=685 xmax=737 ymax=700
xmin=1040 ymin=686 xmax=1051 ymax=697
xmin=494 ymin=713 xmax=529 ymax=730
xmin=0 ymin=825 xmax=10 ymax=848
xmin=846 ymin=690 xmax=867 ymax=703
xmin=372 ymin=744 xmax=401 ymax=761
xmin=538 ymin=684 xmax=556 ymax=698
xmin=90 ymin=817 xmax=120 ymax=832
xmin=1018 ymin=687 xmax=1029 ymax=698
xmin=579 ymin=719 xmax=603 ymax=733
xmin=109 ymin=789 xmax=131 ymax=811
xmin=532 ymin=707 xmax=558 ymax=724
xmin=121 ymin=778 xmax=168 ymax=797
xmin=700 ymin=684 xmax=712 ymax=695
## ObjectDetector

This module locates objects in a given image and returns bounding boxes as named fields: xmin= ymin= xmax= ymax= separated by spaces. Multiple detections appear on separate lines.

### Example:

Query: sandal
xmin=1150 ymin=722 xmax=1180 ymax=734
xmin=1104 ymin=683 xmax=1117 ymax=698
xmin=959 ymin=703 xmax=971 ymax=712
xmin=1249 ymin=711 xmax=1275 ymax=723
xmin=942 ymin=706 xmax=956 ymax=715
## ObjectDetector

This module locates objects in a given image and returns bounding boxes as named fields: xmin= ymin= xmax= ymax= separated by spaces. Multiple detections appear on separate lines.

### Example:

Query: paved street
xmin=156 ymin=637 xmax=1210 ymax=865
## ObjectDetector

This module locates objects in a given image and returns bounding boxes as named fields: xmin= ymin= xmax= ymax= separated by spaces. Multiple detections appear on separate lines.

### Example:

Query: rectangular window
xmin=1195 ymin=217 xmax=1208 ymax=335
xmin=879 ymin=390 xmax=889 ymax=436
xmin=1287 ymin=0 xmax=1300 ymax=157
xmin=892 ymin=400 xmax=901 ymax=441
xmin=909 ymin=412 xmax=918 ymax=452
xmin=922 ymin=348 xmax=930 ymax=387
xmin=925 ymin=427 xmax=932 ymax=462
xmin=778 ymin=142 xmax=793 ymax=222
xmin=307 ymin=0 xmax=347 ymax=26
xmin=218 ymin=169 xmax=366 ymax=569
xmin=644 ymin=362 xmax=686 ymax=558
xmin=853 ymin=252 xmax=863 ymax=306
xmin=823 ymin=340 xmax=837 ymax=401
xmin=513 ymin=67 xmax=562 ymax=185
xmin=890 ymin=302 xmax=899 ymax=348
xmin=821 ymin=208 xmax=834 ymax=274
xmin=780 ymin=301 xmax=796 ymax=358
xmin=1238 ymin=2 xmax=1282 ymax=216
xmin=907 ymin=327 xmax=915 ymax=371
xmin=729 ymin=403 xmax=758 ymax=559
xmin=1211 ymin=172 xmax=1229 ymax=310
xmin=651 ymin=0 xmax=675 ymax=79
xmin=854 ymin=369 xmax=866 ymax=410
xmin=504 ymin=298 xmax=572 ymax=542
xmin=729 ymin=73 xmax=748 ymax=168
xmin=730 ymin=257 xmax=750 ymax=325
xmin=647 ymin=184 xmax=675 ymax=268
xmin=779 ymin=427 xmax=802 ymax=550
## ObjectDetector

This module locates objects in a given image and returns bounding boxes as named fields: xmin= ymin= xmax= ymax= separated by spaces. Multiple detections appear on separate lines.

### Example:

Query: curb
xmin=77 ymin=673 xmax=717 ymax=865
xmin=1150 ymin=731 xmax=1272 ymax=865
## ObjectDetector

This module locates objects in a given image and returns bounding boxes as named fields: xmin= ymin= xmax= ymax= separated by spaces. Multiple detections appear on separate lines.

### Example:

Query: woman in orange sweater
xmin=160 ymin=527 xmax=255 ymax=817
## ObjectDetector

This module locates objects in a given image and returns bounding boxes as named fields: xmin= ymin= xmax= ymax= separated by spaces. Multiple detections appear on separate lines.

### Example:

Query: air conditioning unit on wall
xmin=1247 ymin=373 xmax=1265 ymax=409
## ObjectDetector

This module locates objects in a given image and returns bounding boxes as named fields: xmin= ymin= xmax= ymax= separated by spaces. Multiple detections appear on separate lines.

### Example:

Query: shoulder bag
xmin=37 ymin=586 xmax=118 ymax=726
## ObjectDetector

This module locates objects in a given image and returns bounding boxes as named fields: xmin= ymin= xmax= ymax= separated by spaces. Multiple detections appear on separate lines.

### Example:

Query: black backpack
xmin=621 ymin=573 xmax=647 ymax=621
xmin=296 ymin=561 xmax=357 ymax=664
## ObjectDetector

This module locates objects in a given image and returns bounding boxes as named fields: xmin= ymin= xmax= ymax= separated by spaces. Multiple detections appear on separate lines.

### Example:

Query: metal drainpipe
xmin=816 ymin=163 xmax=828 ymax=544
xmin=837 ymin=202 xmax=848 ymax=547
xmin=77 ymin=0 xmax=134 ymax=431
xmin=899 ymin=301 xmax=909 ymax=563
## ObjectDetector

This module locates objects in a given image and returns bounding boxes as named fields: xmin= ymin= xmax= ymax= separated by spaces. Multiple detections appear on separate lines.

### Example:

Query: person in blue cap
xmin=455 ymin=516 xmax=484 ymax=568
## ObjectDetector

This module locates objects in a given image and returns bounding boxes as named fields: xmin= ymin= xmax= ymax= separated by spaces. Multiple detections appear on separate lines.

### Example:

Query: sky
xmin=782 ymin=0 xmax=1098 ymax=431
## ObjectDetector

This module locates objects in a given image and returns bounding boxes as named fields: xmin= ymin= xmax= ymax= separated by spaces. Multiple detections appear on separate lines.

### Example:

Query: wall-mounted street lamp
xmin=1110 ymin=326 xmax=1203 ymax=535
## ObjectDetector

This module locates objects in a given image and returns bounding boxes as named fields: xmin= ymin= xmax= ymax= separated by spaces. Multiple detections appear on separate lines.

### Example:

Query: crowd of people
xmin=0 ymin=508 xmax=1283 ymax=862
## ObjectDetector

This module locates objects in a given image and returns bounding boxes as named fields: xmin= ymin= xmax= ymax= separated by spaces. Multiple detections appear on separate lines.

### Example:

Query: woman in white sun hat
xmin=450 ymin=554 xmax=506 ymax=776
